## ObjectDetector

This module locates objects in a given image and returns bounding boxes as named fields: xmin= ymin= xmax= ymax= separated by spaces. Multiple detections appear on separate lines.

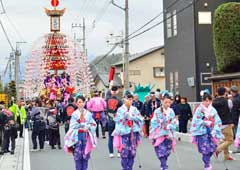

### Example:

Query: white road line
xmin=23 ymin=129 xmax=31 ymax=170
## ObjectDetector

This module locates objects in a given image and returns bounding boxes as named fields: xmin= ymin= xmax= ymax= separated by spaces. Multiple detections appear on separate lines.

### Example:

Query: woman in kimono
xmin=190 ymin=92 xmax=223 ymax=170
xmin=112 ymin=94 xmax=144 ymax=170
xmin=149 ymin=93 xmax=178 ymax=170
xmin=64 ymin=96 xmax=97 ymax=170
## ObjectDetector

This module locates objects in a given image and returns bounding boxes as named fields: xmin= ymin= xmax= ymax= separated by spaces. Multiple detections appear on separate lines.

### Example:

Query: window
xmin=198 ymin=12 xmax=212 ymax=24
xmin=153 ymin=67 xmax=165 ymax=77
xmin=175 ymin=71 xmax=179 ymax=94
xmin=173 ymin=10 xmax=177 ymax=36
xmin=170 ymin=72 xmax=174 ymax=93
xmin=166 ymin=12 xmax=172 ymax=38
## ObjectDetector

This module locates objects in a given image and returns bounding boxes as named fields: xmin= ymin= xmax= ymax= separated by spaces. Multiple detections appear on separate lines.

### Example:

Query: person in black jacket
xmin=212 ymin=87 xmax=235 ymax=160
xmin=177 ymin=97 xmax=192 ymax=133
xmin=63 ymin=97 xmax=77 ymax=133
xmin=30 ymin=107 xmax=46 ymax=151
xmin=230 ymin=85 xmax=240 ymax=153
xmin=171 ymin=95 xmax=181 ymax=116
xmin=47 ymin=107 xmax=62 ymax=150
xmin=0 ymin=106 xmax=17 ymax=155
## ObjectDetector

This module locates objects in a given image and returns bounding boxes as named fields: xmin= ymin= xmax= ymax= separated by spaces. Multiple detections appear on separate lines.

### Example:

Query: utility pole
xmin=9 ymin=52 xmax=14 ymax=81
xmin=72 ymin=17 xmax=86 ymax=55
xmin=111 ymin=0 xmax=130 ymax=91
xmin=83 ymin=18 xmax=86 ymax=56
xmin=106 ymin=32 xmax=124 ymax=84
xmin=15 ymin=41 xmax=26 ymax=100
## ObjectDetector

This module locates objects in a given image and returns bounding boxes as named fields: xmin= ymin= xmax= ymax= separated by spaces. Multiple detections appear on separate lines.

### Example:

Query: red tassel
xmin=109 ymin=66 xmax=115 ymax=82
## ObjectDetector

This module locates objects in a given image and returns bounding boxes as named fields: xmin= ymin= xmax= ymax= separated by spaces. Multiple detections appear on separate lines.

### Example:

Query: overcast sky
xmin=0 ymin=0 xmax=164 ymax=75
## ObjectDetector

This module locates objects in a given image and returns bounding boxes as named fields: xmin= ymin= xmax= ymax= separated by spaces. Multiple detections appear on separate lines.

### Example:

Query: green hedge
xmin=213 ymin=2 xmax=240 ymax=73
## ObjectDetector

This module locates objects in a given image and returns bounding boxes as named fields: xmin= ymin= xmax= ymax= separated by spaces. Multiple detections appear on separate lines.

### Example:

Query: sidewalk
xmin=0 ymin=129 xmax=30 ymax=170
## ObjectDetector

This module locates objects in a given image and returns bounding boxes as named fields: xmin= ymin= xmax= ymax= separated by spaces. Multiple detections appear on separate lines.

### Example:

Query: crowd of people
xmin=0 ymin=84 xmax=240 ymax=170
xmin=64 ymin=85 xmax=240 ymax=170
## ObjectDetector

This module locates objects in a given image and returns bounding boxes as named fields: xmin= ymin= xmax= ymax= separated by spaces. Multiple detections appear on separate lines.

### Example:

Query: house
xmin=113 ymin=46 xmax=165 ymax=91
xmin=90 ymin=53 xmax=123 ymax=92
xmin=163 ymin=0 xmax=240 ymax=101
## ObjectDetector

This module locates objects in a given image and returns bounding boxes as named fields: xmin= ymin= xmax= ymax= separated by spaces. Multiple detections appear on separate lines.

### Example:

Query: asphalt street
xmin=30 ymin=128 xmax=240 ymax=170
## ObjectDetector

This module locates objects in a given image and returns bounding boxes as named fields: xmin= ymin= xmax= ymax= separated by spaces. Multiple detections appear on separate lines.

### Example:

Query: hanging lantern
xmin=51 ymin=0 xmax=59 ymax=7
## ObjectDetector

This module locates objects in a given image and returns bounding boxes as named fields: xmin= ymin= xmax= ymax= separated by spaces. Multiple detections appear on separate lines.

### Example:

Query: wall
xmin=164 ymin=0 xmax=197 ymax=101
xmin=115 ymin=48 xmax=165 ymax=91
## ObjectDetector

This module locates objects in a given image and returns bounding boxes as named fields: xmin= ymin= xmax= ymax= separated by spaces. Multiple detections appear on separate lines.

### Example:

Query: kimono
xmin=87 ymin=97 xmax=107 ymax=138
xmin=190 ymin=104 xmax=223 ymax=170
xmin=149 ymin=107 xmax=177 ymax=170
xmin=64 ymin=109 xmax=97 ymax=170
xmin=112 ymin=105 xmax=144 ymax=170
xmin=235 ymin=117 xmax=240 ymax=148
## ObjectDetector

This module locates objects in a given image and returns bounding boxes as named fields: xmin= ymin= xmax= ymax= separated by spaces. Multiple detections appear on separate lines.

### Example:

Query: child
xmin=64 ymin=95 xmax=97 ymax=170
xmin=149 ymin=94 xmax=178 ymax=170
xmin=112 ymin=94 xmax=143 ymax=170
xmin=190 ymin=92 xmax=223 ymax=170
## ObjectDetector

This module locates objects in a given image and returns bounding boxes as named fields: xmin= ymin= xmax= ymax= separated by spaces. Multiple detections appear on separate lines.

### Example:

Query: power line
xmin=81 ymin=0 xmax=92 ymax=17
xmin=129 ymin=0 xmax=181 ymax=37
xmin=87 ymin=0 xmax=111 ymax=35
xmin=127 ymin=0 xmax=197 ymax=41
xmin=5 ymin=14 xmax=25 ymax=42
xmin=77 ymin=0 xmax=87 ymax=19
xmin=0 ymin=0 xmax=25 ymax=43
xmin=94 ymin=0 xmax=198 ymax=66
xmin=0 ymin=19 xmax=14 ymax=51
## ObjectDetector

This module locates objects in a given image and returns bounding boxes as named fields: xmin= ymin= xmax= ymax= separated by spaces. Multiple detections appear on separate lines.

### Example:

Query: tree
xmin=7 ymin=81 xmax=17 ymax=102
xmin=213 ymin=2 xmax=240 ymax=73
xmin=0 ymin=82 xmax=3 ymax=93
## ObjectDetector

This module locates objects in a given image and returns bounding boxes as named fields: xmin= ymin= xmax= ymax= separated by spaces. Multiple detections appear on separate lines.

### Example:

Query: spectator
xmin=31 ymin=107 xmax=46 ymax=151
xmin=212 ymin=87 xmax=234 ymax=160
xmin=132 ymin=94 xmax=143 ymax=112
xmin=177 ymin=97 xmax=192 ymax=133
xmin=9 ymin=100 xmax=27 ymax=138
xmin=87 ymin=90 xmax=107 ymax=138
xmin=0 ymin=102 xmax=6 ymax=150
xmin=141 ymin=95 xmax=150 ymax=136
xmin=147 ymin=92 xmax=161 ymax=119
xmin=63 ymin=97 xmax=77 ymax=133
xmin=106 ymin=86 xmax=123 ymax=158
xmin=230 ymin=85 xmax=240 ymax=154
xmin=171 ymin=95 xmax=181 ymax=116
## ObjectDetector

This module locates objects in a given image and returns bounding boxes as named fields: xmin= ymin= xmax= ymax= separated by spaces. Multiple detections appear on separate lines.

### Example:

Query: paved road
xmin=30 ymin=128 xmax=240 ymax=170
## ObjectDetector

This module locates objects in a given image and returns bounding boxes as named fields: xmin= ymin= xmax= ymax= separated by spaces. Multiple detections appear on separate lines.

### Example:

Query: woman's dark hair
xmin=127 ymin=94 xmax=133 ymax=99
xmin=174 ymin=95 xmax=181 ymax=103
xmin=181 ymin=97 xmax=188 ymax=103
xmin=202 ymin=93 xmax=212 ymax=101
xmin=75 ymin=95 xmax=86 ymax=103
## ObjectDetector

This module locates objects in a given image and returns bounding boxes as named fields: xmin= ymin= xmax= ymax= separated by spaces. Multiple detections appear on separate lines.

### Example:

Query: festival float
xmin=24 ymin=0 xmax=93 ymax=102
